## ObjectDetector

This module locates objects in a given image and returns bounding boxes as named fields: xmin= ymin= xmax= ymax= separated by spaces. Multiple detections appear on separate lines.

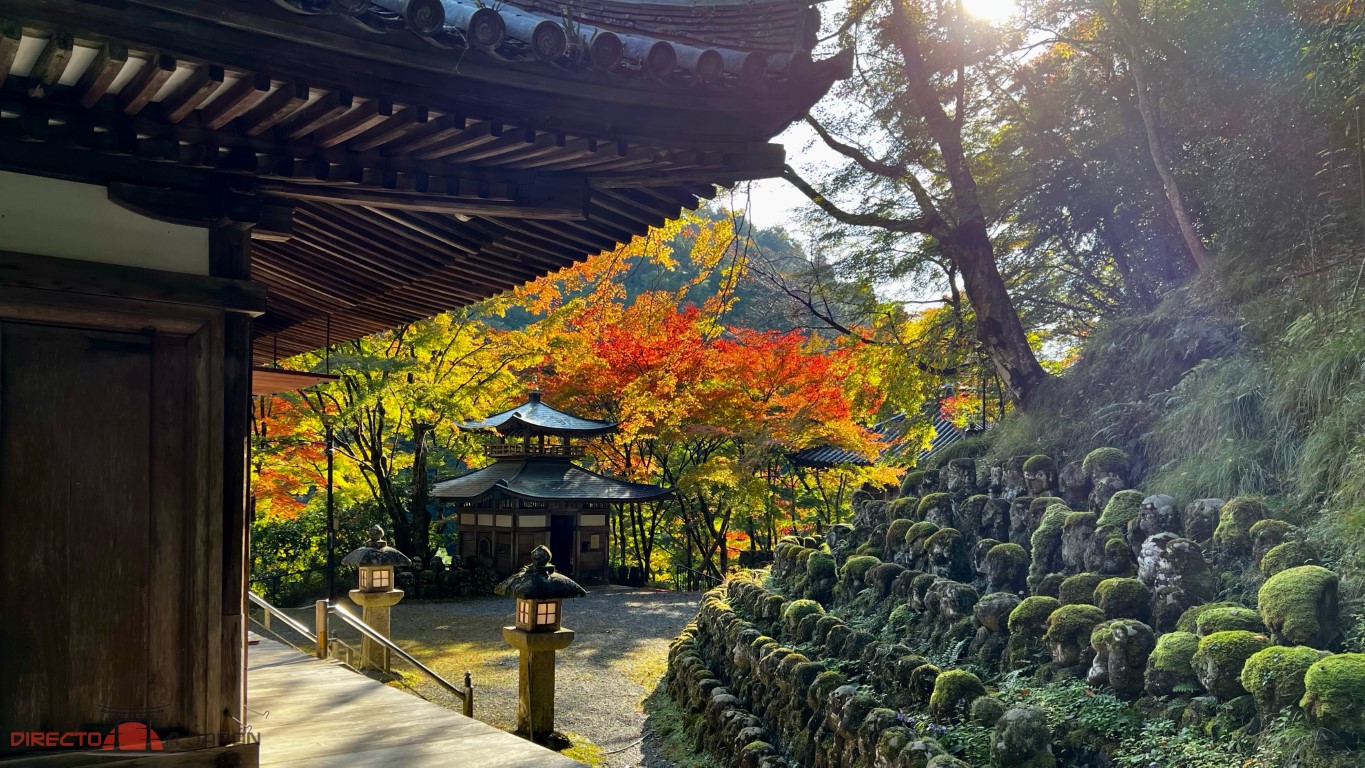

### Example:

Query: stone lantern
xmin=495 ymin=545 xmax=586 ymax=744
xmin=341 ymin=524 xmax=411 ymax=672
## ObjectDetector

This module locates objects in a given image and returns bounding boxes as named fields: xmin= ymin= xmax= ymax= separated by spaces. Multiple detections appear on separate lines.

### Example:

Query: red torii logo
xmin=101 ymin=721 xmax=163 ymax=751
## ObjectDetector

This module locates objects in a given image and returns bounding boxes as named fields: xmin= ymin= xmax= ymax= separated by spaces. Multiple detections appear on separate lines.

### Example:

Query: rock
xmin=1095 ymin=577 xmax=1151 ymax=622
xmin=876 ymin=726 xmax=914 ymax=768
xmin=1097 ymin=489 xmax=1144 ymax=529
xmin=1191 ymin=630 xmax=1271 ymax=700
xmin=1045 ymin=603 xmax=1106 ymax=667
xmin=808 ymin=670 xmax=847 ymax=711
xmin=1060 ymin=512 xmax=1096 ymax=574
xmin=812 ymin=615 xmax=843 ymax=645
xmin=1145 ymin=631 xmax=1202 ymax=696
xmin=1260 ymin=540 xmax=1320 ymax=576
xmin=1300 ymin=653 xmax=1365 ymax=739
xmin=929 ymin=669 xmax=986 ymax=723
xmin=1212 ymin=497 xmax=1267 ymax=561
xmin=1183 ymin=498 xmax=1225 ymax=545
xmin=993 ymin=706 xmax=1054 ymax=768
xmin=1058 ymin=460 xmax=1090 ymax=510
xmin=796 ymin=613 xmax=822 ymax=642
xmin=999 ymin=456 xmax=1029 ymax=500
xmin=985 ymin=543 xmax=1029 ymax=593
xmin=925 ymin=528 xmax=972 ymax=581
xmin=1195 ymin=605 xmax=1264 ymax=636
xmin=1082 ymin=447 xmax=1129 ymax=512
xmin=918 ymin=493 xmax=955 ymax=529
xmin=1258 ymin=565 xmax=1340 ymax=648
xmin=842 ymin=555 xmax=882 ymax=591
xmin=1058 ymin=572 xmax=1105 ymax=606
xmin=1240 ymin=645 xmax=1328 ymax=723
xmin=1089 ymin=619 xmax=1156 ymax=698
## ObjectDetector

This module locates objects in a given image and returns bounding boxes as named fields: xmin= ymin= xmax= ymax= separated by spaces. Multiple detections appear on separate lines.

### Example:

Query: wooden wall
xmin=0 ymin=250 xmax=262 ymax=759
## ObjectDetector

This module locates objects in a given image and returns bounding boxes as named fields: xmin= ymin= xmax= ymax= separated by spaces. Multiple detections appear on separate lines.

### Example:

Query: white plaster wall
xmin=0 ymin=170 xmax=209 ymax=274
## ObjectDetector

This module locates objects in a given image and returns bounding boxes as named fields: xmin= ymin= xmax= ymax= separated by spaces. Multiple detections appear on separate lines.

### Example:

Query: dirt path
xmin=348 ymin=587 xmax=701 ymax=767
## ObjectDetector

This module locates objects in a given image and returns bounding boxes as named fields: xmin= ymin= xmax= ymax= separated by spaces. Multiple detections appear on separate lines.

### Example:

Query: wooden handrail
xmin=247 ymin=590 xmax=318 ymax=645
xmin=319 ymin=600 xmax=474 ymax=718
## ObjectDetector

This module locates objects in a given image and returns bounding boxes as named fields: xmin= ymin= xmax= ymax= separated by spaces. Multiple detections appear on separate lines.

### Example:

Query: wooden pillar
xmin=211 ymin=221 xmax=252 ymax=738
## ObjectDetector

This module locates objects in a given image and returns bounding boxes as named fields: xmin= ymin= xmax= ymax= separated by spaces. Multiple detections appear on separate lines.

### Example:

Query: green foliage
xmin=1113 ymin=719 xmax=1243 ymax=768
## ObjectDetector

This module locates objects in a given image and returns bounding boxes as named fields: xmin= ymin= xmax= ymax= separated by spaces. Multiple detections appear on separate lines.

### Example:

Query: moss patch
xmin=1301 ymin=653 xmax=1365 ymax=736
xmin=1082 ymin=447 xmax=1129 ymax=477
xmin=1258 ymin=565 xmax=1340 ymax=648
xmin=1241 ymin=645 xmax=1327 ymax=717
xmin=1024 ymin=455 xmax=1057 ymax=474
xmin=928 ymin=669 xmax=987 ymax=724
xmin=1191 ymin=630 xmax=1271 ymax=700
xmin=1097 ymin=489 xmax=1144 ymax=528
xmin=1095 ymin=577 xmax=1149 ymax=621
xmin=1058 ymin=572 xmax=1106 ymax=606
xmin=1195 ymin=605 xmax=1264 ymax=636
xmin=1010 ymin=596 xmax=1062 ymax=633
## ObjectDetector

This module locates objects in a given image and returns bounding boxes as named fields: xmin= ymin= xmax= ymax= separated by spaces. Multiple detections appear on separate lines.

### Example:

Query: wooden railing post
xmin=314 ymin=600 xmax=328 ymax=660
xmin=463 ymin=671 xmax=474 ymax=718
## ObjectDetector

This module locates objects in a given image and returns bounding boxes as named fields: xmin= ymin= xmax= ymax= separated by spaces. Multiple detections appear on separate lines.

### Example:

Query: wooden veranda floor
xmin=247 ymin=636 xmax=584 ymax=768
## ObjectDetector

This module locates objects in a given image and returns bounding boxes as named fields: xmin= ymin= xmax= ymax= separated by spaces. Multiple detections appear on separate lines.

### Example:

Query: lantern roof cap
xmin=341 ymin=525 xmax=413 ymax=567
xmin=494 ymin=546 xmax=588 ymax=600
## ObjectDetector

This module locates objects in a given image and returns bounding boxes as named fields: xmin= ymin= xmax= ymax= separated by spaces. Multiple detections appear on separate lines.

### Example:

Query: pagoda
xmin=434 ymin=392 xmax=669 ymax=581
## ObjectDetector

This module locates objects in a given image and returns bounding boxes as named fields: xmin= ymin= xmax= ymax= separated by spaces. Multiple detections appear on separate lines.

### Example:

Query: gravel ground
xmin=309 ymin=587 xmax=702 ymax=767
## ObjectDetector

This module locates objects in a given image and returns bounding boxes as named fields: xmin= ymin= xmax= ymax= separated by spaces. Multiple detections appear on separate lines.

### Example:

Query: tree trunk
xmin=1104 ymin=0 xmax=1210 ymax=272
xmin=408 ymin=422 xmax=433 ymax=562
xmin=945 ymin=222 xmax=1051 ymax=405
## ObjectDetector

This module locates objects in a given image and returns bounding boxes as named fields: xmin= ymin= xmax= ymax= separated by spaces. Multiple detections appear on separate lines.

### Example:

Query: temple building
xmin=434 ymin=393 xmax=669 ymax=581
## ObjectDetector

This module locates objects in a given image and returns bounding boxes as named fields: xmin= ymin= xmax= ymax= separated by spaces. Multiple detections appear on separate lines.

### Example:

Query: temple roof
xmin=432 ymin=458 xmax=670 ymax=502
xmin=2 ymin=0 xmax=849 ymax=360
xmin=460 ymin=392 xmax=618 ymax=437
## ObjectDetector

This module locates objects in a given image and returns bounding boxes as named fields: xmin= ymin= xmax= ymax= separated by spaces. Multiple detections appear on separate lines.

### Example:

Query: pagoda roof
xmin=432 ymin=458 xmax=670 ymax=502
xmin=460 ymin=393 xmax=617 ymax=437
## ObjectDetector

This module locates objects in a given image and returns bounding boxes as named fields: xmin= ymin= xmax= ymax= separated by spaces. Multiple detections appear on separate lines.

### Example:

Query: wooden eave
xmin=0 ymin=0 xmax=848 ymax=361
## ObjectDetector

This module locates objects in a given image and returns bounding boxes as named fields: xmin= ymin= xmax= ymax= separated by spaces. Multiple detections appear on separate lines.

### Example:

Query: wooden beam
xmin=75 ymin=42 xmax=129 ymax=109
xmin=200 ymin=73 xmax=271 ymax=131
xmin=349 ymin=105 xmax=426 ymax=152
xmin=283 ymin=89 xmax=352 ymax=140
xmin=160 ymin=63 xmax=226 ymax=123
xmin=260 ymin=177 xmax=585 ymax=218
xmin=119 ymin=54 xmax=177 ymax=116
xmin=0 ymin=248 xmax=267 ymax=316
xmin=27 ymin=32 xmax=73 ymax=100
xmin=238 ymin=82 xmax=309 ymax=136
xmin=380 ymin=113 xmax=467 ymax=157
xmin=311 ymin=97 xmax=389 ymax=148
xmin=0 ymin=19 xmax=19 ymax=82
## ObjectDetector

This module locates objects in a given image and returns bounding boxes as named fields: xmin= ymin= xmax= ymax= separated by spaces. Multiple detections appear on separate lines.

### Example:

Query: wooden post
xmin=212 ymin=220 xmax=253 ymax=738
xmin=315 ymin=600 xmax=329 ymax=660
